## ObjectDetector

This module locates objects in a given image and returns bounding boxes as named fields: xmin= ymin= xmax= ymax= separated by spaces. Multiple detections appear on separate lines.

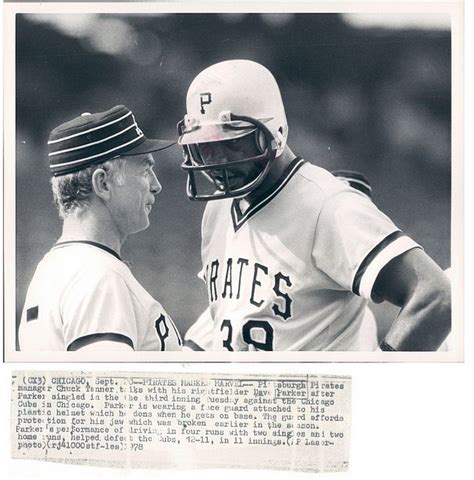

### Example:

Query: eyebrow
xmin=142 ymin=156 xmax=155 ymax=168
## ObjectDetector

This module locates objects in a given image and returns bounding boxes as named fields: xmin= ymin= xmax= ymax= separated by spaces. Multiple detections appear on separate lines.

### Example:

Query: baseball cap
xmin=48 ymin=105 xmax=175 ymax=176
xmin=332 ymin=170 xmax=372 ymax=199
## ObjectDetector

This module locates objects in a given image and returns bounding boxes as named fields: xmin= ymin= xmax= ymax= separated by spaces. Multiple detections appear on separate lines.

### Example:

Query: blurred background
xmin=15 ymin=13 xmax=451 ymax=349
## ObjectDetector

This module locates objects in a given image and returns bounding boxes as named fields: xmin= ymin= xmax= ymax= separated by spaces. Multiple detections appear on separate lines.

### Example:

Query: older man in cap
xmin=19 ymin=105 xmax=182 ymax=352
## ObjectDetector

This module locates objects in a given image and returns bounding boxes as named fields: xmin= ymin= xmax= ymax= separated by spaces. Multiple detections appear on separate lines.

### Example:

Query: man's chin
xmin=130 ymin=219 xmax=150 ymax=235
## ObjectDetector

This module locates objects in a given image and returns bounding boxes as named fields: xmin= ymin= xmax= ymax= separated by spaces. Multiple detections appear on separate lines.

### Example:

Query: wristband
xmin=379 ymin=340 xmax=397 ymax=351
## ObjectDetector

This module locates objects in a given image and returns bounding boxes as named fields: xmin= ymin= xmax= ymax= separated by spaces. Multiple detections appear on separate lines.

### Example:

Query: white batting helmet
xmin=178 ymin=59 xmax=288 ymax=200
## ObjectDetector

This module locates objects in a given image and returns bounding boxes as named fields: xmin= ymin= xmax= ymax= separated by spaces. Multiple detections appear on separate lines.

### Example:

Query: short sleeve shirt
xmin=19 ymin=242 xmax=182 ymax=351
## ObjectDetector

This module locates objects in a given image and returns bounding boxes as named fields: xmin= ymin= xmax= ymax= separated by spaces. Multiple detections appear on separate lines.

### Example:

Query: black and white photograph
xmin=2 ymin=2 xmax=471 ymax=480
xmin=4 ymin=2 xmax=462 ymax=361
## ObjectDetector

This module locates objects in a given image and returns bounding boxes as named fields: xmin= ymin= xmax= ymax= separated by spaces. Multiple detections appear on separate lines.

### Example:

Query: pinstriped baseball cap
xmin=48 ymin=105 xmax=175 ymax=176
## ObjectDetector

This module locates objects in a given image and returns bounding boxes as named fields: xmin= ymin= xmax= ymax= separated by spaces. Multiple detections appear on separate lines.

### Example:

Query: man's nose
xmin=150 ymin=170 xmax=162 ymax=195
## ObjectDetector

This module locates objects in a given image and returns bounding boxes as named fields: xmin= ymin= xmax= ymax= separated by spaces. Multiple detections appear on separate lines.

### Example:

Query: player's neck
xmin=58 ymin=208 xmax=124 ymax=256
xmin=245 ymin=146 xmax=297 ymax=206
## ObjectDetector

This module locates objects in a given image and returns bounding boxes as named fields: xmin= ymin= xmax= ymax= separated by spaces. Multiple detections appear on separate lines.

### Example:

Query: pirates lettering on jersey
xmin=203 ymin=256 xmax=293 ymax=322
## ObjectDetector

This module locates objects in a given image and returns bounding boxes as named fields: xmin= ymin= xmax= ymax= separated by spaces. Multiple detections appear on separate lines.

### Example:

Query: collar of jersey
xmin=231 ymin=157 xmax=305 ymax=232
xmin=53 ymin=240 xmax=122 ymax=261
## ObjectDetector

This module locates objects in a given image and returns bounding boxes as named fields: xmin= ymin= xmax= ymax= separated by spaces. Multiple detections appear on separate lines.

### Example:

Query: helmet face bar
xmin=178 ymin=114 xmax=278 ymax=201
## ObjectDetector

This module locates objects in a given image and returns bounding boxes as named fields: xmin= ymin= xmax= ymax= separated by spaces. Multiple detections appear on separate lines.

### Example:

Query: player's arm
xmin=372 ymin=248 xmax=451 ymax=351
xmin=313 ymin=189 xmax=450 ymax=351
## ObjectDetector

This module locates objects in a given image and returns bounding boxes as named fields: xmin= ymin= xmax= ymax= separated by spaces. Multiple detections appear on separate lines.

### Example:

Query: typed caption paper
xmin=11 ymin=371 xmax=351 ymax=472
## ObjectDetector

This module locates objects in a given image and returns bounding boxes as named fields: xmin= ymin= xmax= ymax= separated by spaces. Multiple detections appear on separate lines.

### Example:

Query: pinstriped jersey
xmin=19 ymin=242 xmax=182 ymax=351
xmin=199 ymin=158 xmax=420 ymax=351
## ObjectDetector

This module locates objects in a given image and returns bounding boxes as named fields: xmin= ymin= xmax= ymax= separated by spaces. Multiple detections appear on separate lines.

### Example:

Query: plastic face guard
xmin=178 ymin=114 xmax=277 ymax=201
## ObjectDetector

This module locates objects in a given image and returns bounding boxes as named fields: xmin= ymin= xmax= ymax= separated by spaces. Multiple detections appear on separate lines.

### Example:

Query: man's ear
xmin=92 ymin=168 xmax=112 ymax=201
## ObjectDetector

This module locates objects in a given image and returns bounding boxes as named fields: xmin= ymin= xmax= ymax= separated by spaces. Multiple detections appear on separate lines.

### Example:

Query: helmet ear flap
xmin=255 ymin=129 xmax=267 ymax=154
xmin=276 ymin=127 xmax=285 ymax=147
xmin=255 ymin=126 xmax=285 ymax=155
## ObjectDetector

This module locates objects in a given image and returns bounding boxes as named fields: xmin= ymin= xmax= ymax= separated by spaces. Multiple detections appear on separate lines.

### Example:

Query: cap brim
xmin=121 ymin=137 xmax=176 ymax=156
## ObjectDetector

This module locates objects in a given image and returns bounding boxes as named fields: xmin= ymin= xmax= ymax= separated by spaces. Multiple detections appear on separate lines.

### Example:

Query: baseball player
xmin=183 ymin=169 xmax=379 ymax=351
xmin=177 ymin=59 xmax=451 ymax=351
xmin=19 ymin=105 xmax=182 ymax=352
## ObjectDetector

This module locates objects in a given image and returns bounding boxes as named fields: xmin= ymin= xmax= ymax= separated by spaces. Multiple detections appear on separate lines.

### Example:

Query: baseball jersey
xmin=19 ymin=241 xmax=182 ymax=351
xmin=183 ymin=303 xmax=379 ymax=351
xmin=199 ymin=158 xmax=420 ymax=351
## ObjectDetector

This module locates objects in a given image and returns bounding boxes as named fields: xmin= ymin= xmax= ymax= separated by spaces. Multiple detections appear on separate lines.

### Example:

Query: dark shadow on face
xmin=196 ymin=133 xmax=265 ymax=190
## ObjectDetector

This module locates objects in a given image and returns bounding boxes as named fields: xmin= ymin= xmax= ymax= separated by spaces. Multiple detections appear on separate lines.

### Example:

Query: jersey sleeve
xmin=61 ymin=271 xmax=138 ymax=350
xmin=312 ymin=190 xmax=421 ymax=301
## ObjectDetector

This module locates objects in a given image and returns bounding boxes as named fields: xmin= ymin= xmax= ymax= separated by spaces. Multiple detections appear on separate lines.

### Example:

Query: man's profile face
xmin=107 ymin=153 xmax=161 ymax=236
xmin=195 ymin=133 xmax=265 ymax=192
